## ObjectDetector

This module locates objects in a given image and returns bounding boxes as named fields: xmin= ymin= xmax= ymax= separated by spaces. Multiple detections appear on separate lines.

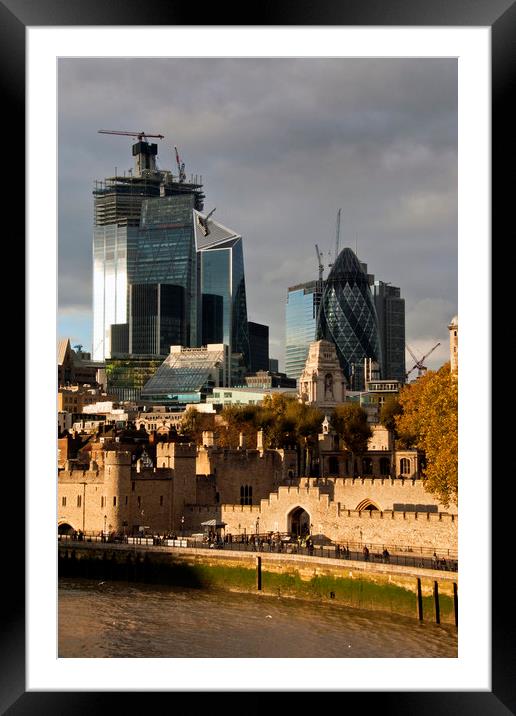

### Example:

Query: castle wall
xmin=298 ymin=477 xmax=454 ymax=513
xmin=58 ymin=446 xmax=196 ymax=535
xmin=194 ymin=446 xmax=297 ymax=505
xmin=221 ymin=484 xmax=457 ymax=552
xmin=58 ymin=443 xmax=456 ymax=553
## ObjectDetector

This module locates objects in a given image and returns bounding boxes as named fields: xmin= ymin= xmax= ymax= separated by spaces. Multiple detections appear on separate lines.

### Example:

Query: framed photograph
xmin=7 ymin=0 xmax=509 ymax=709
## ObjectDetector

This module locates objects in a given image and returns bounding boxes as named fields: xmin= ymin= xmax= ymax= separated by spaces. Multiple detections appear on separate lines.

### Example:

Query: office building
xmin=140 ymin=344 xmax=231 ymax=406
xmin=371 ymin=281 xmax=406 ymax=384
xmin=244 ymin=370 xmax=296 ymax=390
xmin=194 ymin=210 xmax=250 ymax=368
xmin=285 ymin=280 xmax=323 ymax=382
xmin=247 ymin=322 xmax=269 ymax=373
xmin=316 ymin=248 xmax=382 ymax=390
xmin=92 ymin=139 xmax=204 ymax=361
xmin=105 ymin=355 xmax=166 ymax=402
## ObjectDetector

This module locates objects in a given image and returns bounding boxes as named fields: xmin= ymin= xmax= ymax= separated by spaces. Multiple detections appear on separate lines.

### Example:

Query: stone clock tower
xmin=298 ymin=340 xmax=346 ymax=411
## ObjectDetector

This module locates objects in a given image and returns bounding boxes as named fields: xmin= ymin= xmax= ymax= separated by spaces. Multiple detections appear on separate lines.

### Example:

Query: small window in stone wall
xmin=328 ymin=456 xmax=339 ymax=475
xmin=240 ymin=485 xmax=253 ymax=505
xmin=62 ymin=496 xmax=66 ymax=507
xmin=132 ymin=482 xmax=135 ymax=492
xmin=101 ymin=496 xmax=105 ymax=507
xmin=380 ymin=457 xmax=390 ymax=476
xmin=77 ymin=495 xmax=82 ymax=508
xmin=137 ymin=496 xmax=141 ymax=508
xmin=113 ymin=496 xmax=117 ymax=507
xmin=160 ymin=495 xmax=164 ymax=507
xmin=362 ymin=457 xmax=373 ymax=475
xmin=400 ymin=458 xmax=411 ymax=475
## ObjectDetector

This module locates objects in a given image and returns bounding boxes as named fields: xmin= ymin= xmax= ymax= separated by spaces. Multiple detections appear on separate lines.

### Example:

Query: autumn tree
xmin=331 ymin=403 xmax=372 ymax=475
xmin=379 ymin=396 xmax=403 ymax=436
xmin=179 ymin=407 xmax=202 ymax=442
xmin=395 ymin=362 xmax=458 ymax=507
xmin=218 ymin=394 xmax=324 ymax=474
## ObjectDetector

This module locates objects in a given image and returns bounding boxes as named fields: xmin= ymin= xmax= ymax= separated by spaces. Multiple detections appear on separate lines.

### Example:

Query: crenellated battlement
xmin=222 ymin=504 xmax=262 ymax=513
xmin=59 ymin=467 xmax=103 ymax=483
xmin=104 ymin=450 xmax=132 ymax=466
xmin=156 ymin=442 xmax=197 ymax=459
xmin=302 ymin=476 xmax=421 ymax=488
xmin=131 ymin=466 xmax=173 ymax=480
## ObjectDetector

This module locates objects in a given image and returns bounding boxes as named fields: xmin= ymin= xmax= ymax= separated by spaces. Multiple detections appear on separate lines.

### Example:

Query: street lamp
xmin=181 ymin=515 xmax=185 ymax=538
xmin=256 ymin=516 xmax=260 ymax=536
xmin=103 ymin=514 xmax=107 ymax=535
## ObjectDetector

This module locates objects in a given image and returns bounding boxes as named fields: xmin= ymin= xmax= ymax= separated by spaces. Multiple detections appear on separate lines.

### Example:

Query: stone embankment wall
xmin=58 ymin=542 xmax=458 ymax=625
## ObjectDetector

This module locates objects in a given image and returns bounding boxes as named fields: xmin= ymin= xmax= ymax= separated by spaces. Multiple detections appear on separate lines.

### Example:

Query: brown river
xmin=58 ymin=578 xmax=458 ymax=658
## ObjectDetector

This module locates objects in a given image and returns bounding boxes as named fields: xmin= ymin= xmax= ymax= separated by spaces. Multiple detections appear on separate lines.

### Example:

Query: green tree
xmin=379 ymin=396 xmax=403 ymax=436
xmin=179 ymin=406 xmax=201 ymax=441
xmin=221 ymin=394 xmax=324 ymax=474
xmin=395 ymin=363 xmax=458 ymax=507
xmin=331 ymin=403 xmax=372 ymax=475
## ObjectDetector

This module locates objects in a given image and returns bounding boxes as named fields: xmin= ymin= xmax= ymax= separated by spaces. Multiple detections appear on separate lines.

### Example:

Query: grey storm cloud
xmin=58 ymin=57 xmax=457 ymax=370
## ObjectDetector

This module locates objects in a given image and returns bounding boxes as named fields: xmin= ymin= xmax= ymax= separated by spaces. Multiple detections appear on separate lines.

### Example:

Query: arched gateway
xmin=58 ymin=522 xmax=75 ymax=535
xmin=287 ymin=506 xmax=311 ymax=537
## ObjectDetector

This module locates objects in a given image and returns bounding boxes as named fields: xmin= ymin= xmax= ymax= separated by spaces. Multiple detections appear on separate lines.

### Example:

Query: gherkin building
xmin=316 ymin=248 xmax=382 ymax=389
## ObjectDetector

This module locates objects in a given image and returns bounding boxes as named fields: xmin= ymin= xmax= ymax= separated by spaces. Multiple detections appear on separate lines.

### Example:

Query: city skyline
xmin=58 ymin=58 xmax=457 ymax=371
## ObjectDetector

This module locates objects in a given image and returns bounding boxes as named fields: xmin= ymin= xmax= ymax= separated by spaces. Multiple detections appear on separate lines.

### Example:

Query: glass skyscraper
xmin=93 ymin=139 xmax=204 ymax=361
xmin=93 ymin=140 xmax=251 ymax=381
xmin=371 ymin=280 xmax=406 ymax=384
xmin=316 ymin=247 xmax=382 ymax=390
xmin=194 ymin=210 xmax=250 ymax=368
xmin=285 ymin=281 xmax=323 ymax=382
xmin=248 ymin=321 xmax=269 ymax=373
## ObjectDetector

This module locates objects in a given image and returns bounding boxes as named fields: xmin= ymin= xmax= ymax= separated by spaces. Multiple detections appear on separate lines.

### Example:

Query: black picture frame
xmin=6 ymin=0 xmax=510 ymax=710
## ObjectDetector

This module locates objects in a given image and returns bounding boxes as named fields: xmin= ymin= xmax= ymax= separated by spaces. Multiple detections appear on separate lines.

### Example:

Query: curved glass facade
xmin=316 ymin=248 xmax=382 ymax=389
xmin=194 ymin=212 xmax=250 ymax=369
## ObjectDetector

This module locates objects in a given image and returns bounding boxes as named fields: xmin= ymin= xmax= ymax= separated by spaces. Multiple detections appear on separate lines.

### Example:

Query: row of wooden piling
xmin=416 ymin=577 xmax=458 ymax=626
xmin=255 ymin=558 xmax=457 ymax=627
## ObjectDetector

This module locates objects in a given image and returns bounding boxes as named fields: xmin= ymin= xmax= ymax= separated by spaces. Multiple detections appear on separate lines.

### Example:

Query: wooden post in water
xmin=453 ymin=582 xmax=458 ymax=627
xmin=433 ymin=581 xmax=440 ymax=624
xmin=416 ymin=578 xmax=423 ymax=621
xmin=256 ymin=556 xmax=262 ymax=591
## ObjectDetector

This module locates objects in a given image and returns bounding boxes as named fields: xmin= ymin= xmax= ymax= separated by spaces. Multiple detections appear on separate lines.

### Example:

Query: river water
xmin=59 ymin=578 xmax=457 ymax=658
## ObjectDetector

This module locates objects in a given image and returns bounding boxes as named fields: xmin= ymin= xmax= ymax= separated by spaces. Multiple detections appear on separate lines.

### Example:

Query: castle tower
xmin=102 ymin=449 xmax=132 ymax=533
xmin=448 ymin=315 xmax=458 ymax=375
xmin=298 ymin=339 xmax=346 ymax=411
xmin=156 ymin=442 xmax=197 ymax=532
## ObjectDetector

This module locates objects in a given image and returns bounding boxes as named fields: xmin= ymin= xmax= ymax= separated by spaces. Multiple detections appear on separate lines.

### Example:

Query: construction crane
xmin=98 ymin=130 xmax=164 ymax=141
xmin=405 ymin=342 xmax=441 ymax=380
xmin=314 ymin=244 xmax=324 ymax=282
xmin=174 ymin=146 xmax=187 ymax=182
xmin=328 ymin=209 xmax=342 ymax=269
xmin=335 ymin=208 xmax=341 ymax=262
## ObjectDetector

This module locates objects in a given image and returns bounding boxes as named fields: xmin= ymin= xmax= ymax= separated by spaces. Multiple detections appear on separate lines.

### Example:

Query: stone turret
xmin=298 ymin=340 xmax=346 ymax=411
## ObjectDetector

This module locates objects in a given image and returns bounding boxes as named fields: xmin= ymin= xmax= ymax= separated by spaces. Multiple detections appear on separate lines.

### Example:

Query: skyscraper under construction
xmin=92 ymin=134 xmax=249 ymax=369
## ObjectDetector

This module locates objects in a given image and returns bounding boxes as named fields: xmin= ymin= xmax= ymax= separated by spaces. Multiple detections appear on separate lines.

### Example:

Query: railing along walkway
xmin=58 ymin=532 xmax=458 ymax=572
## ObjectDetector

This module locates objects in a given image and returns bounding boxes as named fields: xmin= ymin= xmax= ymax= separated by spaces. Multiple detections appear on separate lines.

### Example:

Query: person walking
xmin=363 ymin=545 xmax=370 ymax=561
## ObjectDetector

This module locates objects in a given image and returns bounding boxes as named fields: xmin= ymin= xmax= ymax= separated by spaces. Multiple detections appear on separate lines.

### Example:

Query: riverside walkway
xmin=58 ymin=532 xmax=458 ymax=573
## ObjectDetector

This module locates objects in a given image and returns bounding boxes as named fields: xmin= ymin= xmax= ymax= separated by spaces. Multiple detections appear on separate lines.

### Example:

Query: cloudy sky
xmin=58 ymin=58 xmax=457 ymax=372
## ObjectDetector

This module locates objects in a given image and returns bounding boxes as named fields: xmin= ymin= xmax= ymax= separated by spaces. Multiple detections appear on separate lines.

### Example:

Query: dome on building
xmin=449 ymin=315 xmax=458 ymax=327
xmin=316 ymin=248 xmax=382 ymax=389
